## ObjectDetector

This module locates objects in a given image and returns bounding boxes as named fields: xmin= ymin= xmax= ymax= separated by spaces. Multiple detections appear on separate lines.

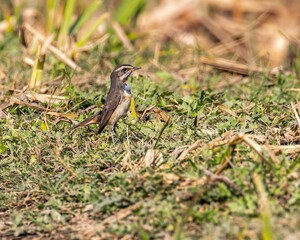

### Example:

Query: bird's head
xmin=111 ymin=64 xmax=141 ymax=82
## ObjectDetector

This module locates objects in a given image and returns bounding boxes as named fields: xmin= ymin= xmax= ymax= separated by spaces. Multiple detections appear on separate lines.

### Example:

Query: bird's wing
xmin=97 ymin=89 xmax=122 ymax=134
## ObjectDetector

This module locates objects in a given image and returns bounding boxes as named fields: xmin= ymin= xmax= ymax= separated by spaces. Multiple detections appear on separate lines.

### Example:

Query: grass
xmin=0 ymin=27 xmax=300 ymax=240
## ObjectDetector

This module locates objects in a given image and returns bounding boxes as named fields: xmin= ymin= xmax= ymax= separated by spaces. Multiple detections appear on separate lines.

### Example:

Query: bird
xmin=71 ymin=64 xmax=141 ymax=140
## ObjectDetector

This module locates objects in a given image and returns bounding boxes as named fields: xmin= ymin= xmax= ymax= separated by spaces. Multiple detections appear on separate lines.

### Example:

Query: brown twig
xmin=177 ymin=140 xmax=203 ymax=161
xmin=173 ymin=131 xmax=295 ymax=165
xmin=112 ymin=21 xmax=134 ymax=51
xmin=23 ymin=23 xmax=82 ymax=72
xmin=200 ymin=56 xmax=275 ymax=76
xmin=1 ymin=95 xmax=77 ymax=119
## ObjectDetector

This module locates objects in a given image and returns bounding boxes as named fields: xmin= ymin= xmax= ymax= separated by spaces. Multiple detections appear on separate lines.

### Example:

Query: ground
xmin=0 ymin=32 xmax=300 ymax=240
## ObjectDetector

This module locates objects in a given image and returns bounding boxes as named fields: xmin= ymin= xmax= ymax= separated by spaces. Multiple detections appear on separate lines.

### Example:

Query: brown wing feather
xmin=71 ymin=81 xmax=123 ymax=134
xmin=97 ymin=88 xmax=122 ymax=134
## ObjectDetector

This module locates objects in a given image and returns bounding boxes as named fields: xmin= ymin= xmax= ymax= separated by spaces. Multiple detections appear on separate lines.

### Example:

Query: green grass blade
xmin=75 ymin=12 xmax=108 ymax=47
xmin=69 ymin=0 xmax=102 ymax=35
xmin=58 ymin=0 xmax=76 ymax=45
xmin=113 ymin=0 xmax=145 ymax=25
xmin=253 ymin=173 xmax=274 ymax=240
xmin=30 ymin=45 xmax=45 ymax=88
xmin=153 ymin=119 xmax=171 ymax=149
xmin=13 ymin=1 xmax=22 ymax=22
xmin=46 ymin=0 xmax=58 ymax=34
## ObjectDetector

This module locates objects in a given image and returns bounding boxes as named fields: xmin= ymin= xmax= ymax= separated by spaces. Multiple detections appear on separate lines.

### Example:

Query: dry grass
xmin=0 ymin=0 xmax=300 ymax=239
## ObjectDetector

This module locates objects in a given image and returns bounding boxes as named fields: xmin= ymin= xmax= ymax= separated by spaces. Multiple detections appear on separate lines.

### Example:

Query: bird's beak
xmin=132 ymin=66 xmax=141 ymax=71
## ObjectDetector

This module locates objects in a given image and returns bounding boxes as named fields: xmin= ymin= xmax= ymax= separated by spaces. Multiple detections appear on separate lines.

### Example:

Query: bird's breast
xmin=108 ymin=92 xmax=131 ymax=125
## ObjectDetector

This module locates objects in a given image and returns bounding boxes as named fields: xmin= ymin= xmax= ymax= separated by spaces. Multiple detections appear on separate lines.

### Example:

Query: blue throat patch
xmin=124 ymin=83 xmax=131 ymax=94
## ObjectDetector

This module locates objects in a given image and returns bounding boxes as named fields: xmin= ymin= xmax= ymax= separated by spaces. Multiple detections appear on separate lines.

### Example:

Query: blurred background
xmin=0 ymin=0 xmax=300 ymax=89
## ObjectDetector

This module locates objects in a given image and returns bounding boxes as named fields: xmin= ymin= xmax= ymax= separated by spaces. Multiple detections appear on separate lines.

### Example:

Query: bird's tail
xmin=70 ymin=111 xmax=101 ymax=131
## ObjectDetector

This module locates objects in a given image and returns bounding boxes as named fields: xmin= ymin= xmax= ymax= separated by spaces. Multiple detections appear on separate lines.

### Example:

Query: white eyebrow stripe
xmin=115 ymin=65 xmax=133 ymax=72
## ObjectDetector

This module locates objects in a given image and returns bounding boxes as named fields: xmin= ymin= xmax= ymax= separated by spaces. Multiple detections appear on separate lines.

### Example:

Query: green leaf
xmin=46 ymin=0 xmax=59 ymax=33
xmin=0 ymin=142 xmax=7 ymax=154
xmin=58 ymin=0 xmax=76 ymax=45
xmin=182 ymin=95 xmax=193 ymax=104
xmin=69 ymin=0 xmax=102 ymax=35
xmin=75 ymin=12 xmax=108 ymax=47
xmin=113 ymin=0 xmax=145 ymax=25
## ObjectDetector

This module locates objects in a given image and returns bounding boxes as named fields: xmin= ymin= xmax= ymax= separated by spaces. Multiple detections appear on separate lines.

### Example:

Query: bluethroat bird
xmin=71 ymin=64 xmax=141 ymax=140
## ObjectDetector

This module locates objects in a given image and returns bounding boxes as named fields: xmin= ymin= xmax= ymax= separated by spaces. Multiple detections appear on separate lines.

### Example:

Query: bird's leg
xmin=110 ymin=124 xmax=120 ymax=143
xmin=110 ymin=131 xmax=115 ymax=144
